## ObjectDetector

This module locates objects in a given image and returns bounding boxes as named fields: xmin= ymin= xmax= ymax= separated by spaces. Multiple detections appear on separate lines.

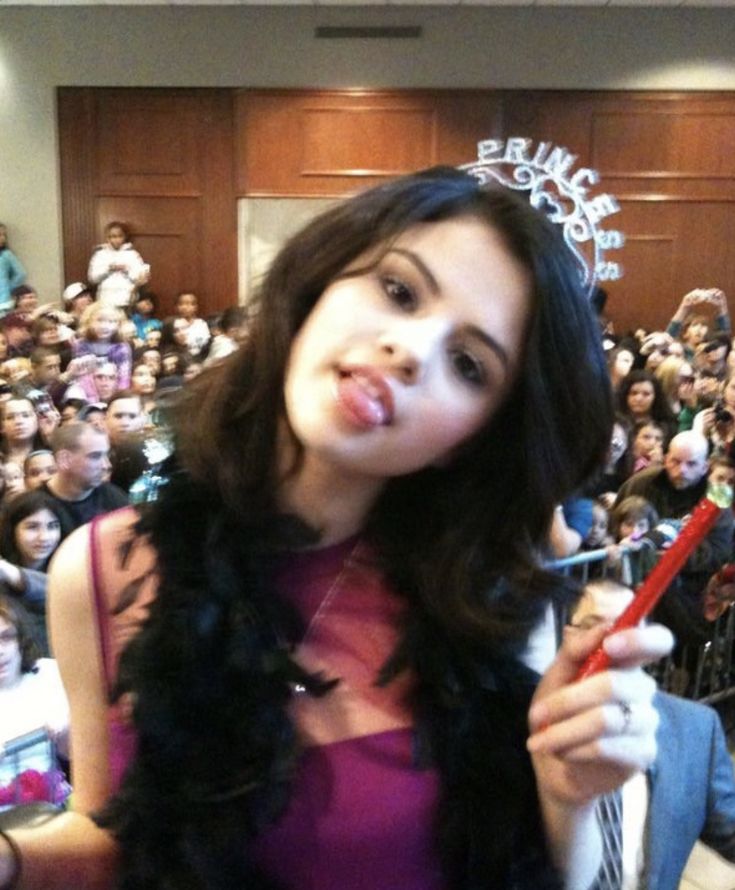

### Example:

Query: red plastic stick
xmin=576 ymin=487 xmax=729 ymax=680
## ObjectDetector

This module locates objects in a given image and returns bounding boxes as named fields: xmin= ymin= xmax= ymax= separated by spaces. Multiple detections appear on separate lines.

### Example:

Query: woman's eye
xmin=450 ymin=348 xmax=487 ymax=388
xmin=382 ymin=276 xmax=417 ymax=311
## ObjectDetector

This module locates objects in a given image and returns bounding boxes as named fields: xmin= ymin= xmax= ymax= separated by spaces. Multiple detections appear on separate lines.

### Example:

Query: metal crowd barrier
xmin=546 ymin=547 xmax=735 ymax=706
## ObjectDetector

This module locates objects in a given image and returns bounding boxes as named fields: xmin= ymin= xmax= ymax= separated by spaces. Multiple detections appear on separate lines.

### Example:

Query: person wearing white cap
xmin=62 ymin=282 xmax=93 ymax=330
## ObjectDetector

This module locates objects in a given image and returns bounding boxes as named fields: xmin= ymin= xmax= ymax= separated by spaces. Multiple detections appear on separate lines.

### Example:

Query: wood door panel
xmin=96 ymin=92 xmax=202 ymax=195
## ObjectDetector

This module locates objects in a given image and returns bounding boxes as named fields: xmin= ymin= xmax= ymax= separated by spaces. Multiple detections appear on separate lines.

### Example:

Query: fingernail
xmin=528 ymin=702 xmax=548 ymax=727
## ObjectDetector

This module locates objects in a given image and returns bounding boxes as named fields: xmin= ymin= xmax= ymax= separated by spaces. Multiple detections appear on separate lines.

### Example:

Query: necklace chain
xmin=292 ymin=541 xmax=361 ymax=695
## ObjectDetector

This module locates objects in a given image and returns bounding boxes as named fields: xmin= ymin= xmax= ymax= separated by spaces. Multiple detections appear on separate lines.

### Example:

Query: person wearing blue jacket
xmin=0 ymin=224 xmax=27 ymax=316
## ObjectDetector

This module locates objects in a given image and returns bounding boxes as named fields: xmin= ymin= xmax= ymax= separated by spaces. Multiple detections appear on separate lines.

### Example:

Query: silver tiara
xmin=461 ymin=137 xmax=625 ymax=295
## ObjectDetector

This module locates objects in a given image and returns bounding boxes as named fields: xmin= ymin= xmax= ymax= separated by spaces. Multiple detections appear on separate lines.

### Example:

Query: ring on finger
xmin=617 ymin=701 xmax=633 ymax=734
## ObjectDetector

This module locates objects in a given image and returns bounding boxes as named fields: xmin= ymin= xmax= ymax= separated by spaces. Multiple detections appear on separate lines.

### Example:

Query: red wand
xmin=576 ymin=484 xmax=733 ymax=680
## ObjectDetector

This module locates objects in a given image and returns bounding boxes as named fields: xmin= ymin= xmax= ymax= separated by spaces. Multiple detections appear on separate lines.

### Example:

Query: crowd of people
xmin=0 ymin=172 xmax=731 ymax=889
xmin=0 ymin=221 xmax=250 ymax=817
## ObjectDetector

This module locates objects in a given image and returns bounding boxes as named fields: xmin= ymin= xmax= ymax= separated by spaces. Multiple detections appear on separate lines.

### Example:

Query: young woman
xmin=0 ymin=489 xmax=63 ymax=654
xmin=0 ymin=168 xmax=671 ymax=889
xmin=615 ymin=369 xmax=676 ymax=442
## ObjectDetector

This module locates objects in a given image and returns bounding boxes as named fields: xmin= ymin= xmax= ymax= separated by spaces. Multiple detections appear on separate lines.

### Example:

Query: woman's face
xmin=172 ymin=319 xmax=189 ymax=345
xmin=24 ymin=452 xmax=56 ymax=489
xmin=92 ymin=309 xmax=119 ymax=341
xmin=15 ymin=507 xmax=61 ymax=568
xmin=0 ymin=615 xmax=22 ymax=689
xmin=634 ymin=423 xmax=664 ymax=458
xmin=613 ymin=349 xmax=634 ymax=379
xmin=284 ymin=216 xmax=531 ymax=480
xmin=145 ymin=329 xmax=162 ymax=349
xmin=627 ymin=381 xmax=655 ymax=418
xmin=3 ymin=399 xmax=38 ymax=442
xmin=132 ymin=364 xmax=156 ymax=395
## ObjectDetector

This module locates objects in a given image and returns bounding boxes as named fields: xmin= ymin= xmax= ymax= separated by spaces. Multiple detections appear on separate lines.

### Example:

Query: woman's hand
xmin=527 ymin=621 xmax=673 ymax=806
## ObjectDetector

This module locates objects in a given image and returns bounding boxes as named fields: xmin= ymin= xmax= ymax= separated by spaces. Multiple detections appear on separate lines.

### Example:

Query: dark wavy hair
xmin=98 ymin=168 xmax=613 ymax=888
xmin=0 ymin=489 xmax=63 ymax=571
xmin=0 ymin=593 xmax=40 ymax=673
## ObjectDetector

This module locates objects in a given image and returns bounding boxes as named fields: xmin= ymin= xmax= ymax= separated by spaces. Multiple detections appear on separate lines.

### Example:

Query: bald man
xmin=615 ymin=431 xmax=734 ymax=645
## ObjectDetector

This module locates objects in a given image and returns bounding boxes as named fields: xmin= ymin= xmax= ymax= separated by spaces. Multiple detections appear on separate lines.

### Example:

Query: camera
xmin=714 ymin=400 xmax=733 ymax=424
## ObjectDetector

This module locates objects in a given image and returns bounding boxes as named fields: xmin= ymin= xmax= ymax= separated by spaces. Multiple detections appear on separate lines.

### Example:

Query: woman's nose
xmin=378 ymin=318 xmax=446 ymax=384
xmin=379 ymin=340 xmax=419 ymax=384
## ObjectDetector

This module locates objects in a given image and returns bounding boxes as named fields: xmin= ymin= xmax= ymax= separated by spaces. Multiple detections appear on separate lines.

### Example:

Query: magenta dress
xmin=90 ymin=510 xmax=446 ymax=890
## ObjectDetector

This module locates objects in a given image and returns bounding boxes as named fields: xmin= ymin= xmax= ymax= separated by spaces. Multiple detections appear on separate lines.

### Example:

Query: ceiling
xmin=6 ymin=0 xmax=735 ymax=7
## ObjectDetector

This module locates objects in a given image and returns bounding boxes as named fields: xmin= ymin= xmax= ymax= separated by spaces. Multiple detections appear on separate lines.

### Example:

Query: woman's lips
xmin=335 ymin=366 xmax=395 ymax=429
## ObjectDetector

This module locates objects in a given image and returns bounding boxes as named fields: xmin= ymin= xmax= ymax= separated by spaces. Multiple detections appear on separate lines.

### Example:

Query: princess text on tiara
xmin=461 ymin=137 xmax=625 ymax=294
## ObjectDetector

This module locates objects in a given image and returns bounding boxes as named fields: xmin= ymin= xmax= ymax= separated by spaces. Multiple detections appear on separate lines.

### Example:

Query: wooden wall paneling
xmin=96 ymin=196 xmax=202 ymax=319
xmin=432 ymin=92 xmax=505 ymax=166
xmin=197 ymin=91 xmax=238 ymax=312
xmin=94 ymin=90 xmax=203 ymax=196
xmin=58 ymin=90 xmax=100 ymax=292
xmin=236 ymin=91 xmax=440 ymax=196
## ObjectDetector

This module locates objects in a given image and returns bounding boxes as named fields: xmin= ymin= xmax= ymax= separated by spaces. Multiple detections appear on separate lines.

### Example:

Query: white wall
xmin=1 ymin=5 xmax=733 ymax=301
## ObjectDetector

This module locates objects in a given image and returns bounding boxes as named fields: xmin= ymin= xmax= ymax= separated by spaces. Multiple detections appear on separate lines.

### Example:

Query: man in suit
xmin=572 ymin=580 xmax=735 ymax=889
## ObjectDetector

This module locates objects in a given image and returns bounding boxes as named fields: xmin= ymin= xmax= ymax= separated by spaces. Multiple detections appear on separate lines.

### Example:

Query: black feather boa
xmin=95 ymin=470 xmax=564 ymax=890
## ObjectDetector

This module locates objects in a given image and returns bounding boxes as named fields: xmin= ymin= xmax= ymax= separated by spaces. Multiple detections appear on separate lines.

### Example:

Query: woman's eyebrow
xmin=385 ymin=247 xmax=440 ymax=294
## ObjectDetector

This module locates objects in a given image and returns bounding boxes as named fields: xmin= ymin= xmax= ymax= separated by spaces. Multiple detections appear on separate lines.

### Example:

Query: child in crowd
xmin=631 ymin=419 xmax=666 ymax=473
xmin=173 ymin=291 xmax=210 ymax=358
xmin=130 ymin=291 xmax=162 ymax=347
xmin=582 ymin=499 xmax=613 ymax=550
xmin=607 ymin=495 xmax=660 ymax=586
xmin=708 ymin=455 xmax=735 ymax=491
xmin=62 ymin=282 xmax=94 ymax=330
xmin=72 ymin=303 xmax=132 ymax=401
xmin=87 ymin=221 xmax=150 ymax=311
